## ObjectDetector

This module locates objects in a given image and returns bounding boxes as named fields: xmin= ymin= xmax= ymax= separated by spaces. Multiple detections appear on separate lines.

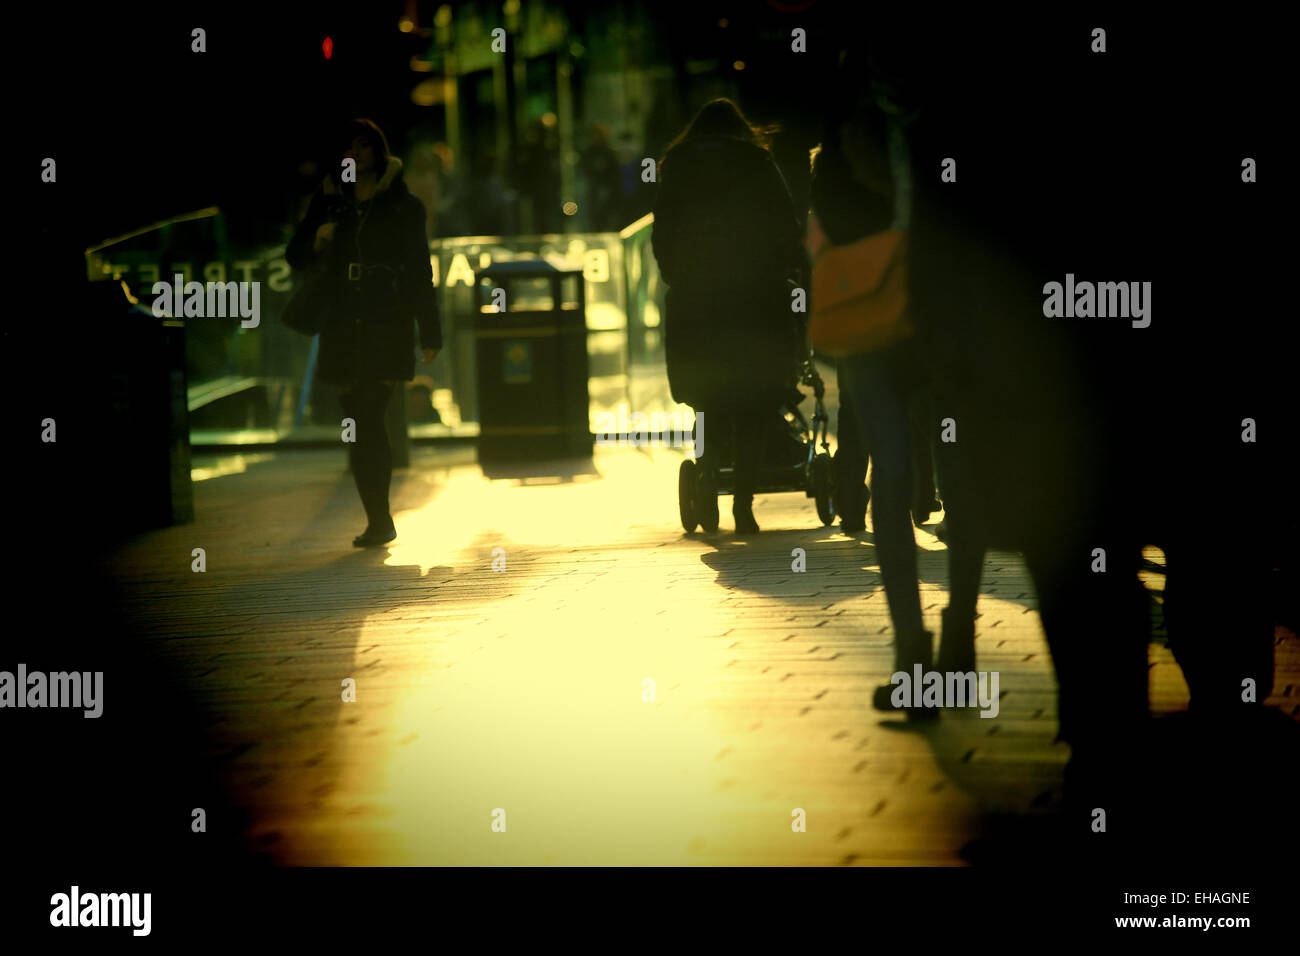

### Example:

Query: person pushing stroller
xmin=652 ymin=98 xmax=807 ymax=533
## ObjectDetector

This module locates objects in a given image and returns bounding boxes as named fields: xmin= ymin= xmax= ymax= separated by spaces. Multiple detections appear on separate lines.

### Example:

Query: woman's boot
xmin=872 ymin=628 xmax=938 ymax=720
xmin=837 ymin=482 xmax=868 ymax=534
xmin=352 ymin=461 xmax=396 ymax=546
xmin=733 ymin=494 xmax=759 ymax=534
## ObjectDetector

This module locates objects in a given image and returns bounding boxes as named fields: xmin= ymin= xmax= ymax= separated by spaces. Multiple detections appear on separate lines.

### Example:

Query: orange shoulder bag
xmin=807 ymin=213 xmax=911 ymax=356
xmin=807 ymin=115 xmax=914 ymax=356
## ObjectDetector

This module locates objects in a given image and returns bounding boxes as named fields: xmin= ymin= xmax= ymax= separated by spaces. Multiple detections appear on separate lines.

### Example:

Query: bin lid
xmin=474 ymin=257 xmax=584 ymax=279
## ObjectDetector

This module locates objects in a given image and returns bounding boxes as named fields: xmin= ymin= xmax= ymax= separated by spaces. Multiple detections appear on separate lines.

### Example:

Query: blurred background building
xmin=49 ymin=0 xmax=839 ymax=457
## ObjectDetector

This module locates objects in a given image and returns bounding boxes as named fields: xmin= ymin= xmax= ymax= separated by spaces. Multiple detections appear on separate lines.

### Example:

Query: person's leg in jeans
xmin=908 ymin=388 xmax=940 ymax=524
xmin=835 ymin=364 xmax=869 ymax=533
xmin=339 ymin=379 xmax=397 ymax=542
xmin=841 ymin=351 xmax=930 ymax=712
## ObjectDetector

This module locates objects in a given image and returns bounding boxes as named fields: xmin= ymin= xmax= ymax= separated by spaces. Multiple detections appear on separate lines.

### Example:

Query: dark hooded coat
xmin=286 ymin=156 xmax=442 ymax=385
xmin=651 ymin=135 xmax=806 ymax=409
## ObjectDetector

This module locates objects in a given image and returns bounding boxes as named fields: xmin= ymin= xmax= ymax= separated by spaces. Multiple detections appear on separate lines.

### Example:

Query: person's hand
xmin=421 ymin=348 xmax=440 ymax=364
xmin=313 ymin=221 xmax=337 ymax=252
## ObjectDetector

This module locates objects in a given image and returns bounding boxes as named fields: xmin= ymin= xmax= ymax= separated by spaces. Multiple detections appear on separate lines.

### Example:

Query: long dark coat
xmin=651 ymin=135 xmax=806 ymax=409
xmin=286 ymin=156 xmax=442 ymax=385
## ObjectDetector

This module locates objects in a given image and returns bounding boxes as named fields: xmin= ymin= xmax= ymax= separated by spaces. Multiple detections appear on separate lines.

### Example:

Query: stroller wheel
xmin=679 ymin=460 xmax=699 ymax=532
xmin=812 ymin=453 xmax=836 ymax=526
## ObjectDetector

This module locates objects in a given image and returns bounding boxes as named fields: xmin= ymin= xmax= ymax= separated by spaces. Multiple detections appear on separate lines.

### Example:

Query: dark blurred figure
xmin=439 ymin=145 xmax=514 ymax=237
xmin=514 ymin=117 xmax=562 ymax=234
xmin=833 ymin=16 xmax=1293 ymax=862
xmin=286 ymin=118 xmax=442 ymax=547
xmin=619 ymin=129 xmax=654 ymax=224
xmin=425 ymin=142 xmax=470 ymax=239
xmin=653 ymin=99 xmax=806 ymax=534
xmin=580 ymin=123 xmax=624 ymax=232
xmin=403 ymin=141 xmax=446 ymax=240
xmin=819 ymin=32 xmax=1151 ymax=773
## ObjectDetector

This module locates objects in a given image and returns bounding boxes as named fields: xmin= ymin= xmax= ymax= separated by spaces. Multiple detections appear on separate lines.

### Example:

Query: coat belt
xmin=345 ymin=262 xmax=398 ymax=281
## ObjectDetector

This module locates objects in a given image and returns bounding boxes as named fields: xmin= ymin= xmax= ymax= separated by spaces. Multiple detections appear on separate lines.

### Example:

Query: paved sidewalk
xmin=104 ymin=445 xmax=1299 ymax=865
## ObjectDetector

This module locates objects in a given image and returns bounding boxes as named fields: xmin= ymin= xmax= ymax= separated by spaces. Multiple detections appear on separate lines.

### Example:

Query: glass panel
xmin=86 ymin=210 xmax=307 ymax=445
xmin=87 ymin=212 xmax=677 ymax=447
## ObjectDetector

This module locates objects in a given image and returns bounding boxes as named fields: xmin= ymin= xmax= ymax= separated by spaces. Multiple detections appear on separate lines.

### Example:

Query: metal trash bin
xmin=473 ymin=260 xmax=592 ymax=463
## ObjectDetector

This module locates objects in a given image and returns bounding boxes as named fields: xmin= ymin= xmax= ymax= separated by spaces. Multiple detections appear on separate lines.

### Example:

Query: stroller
xmin=677 ymin=355 xmax=835 ymax=532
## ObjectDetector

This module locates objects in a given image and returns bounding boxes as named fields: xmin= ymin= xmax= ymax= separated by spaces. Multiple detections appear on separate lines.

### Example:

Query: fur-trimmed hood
xmin=323 ymin=155 xmax=404 ymax=196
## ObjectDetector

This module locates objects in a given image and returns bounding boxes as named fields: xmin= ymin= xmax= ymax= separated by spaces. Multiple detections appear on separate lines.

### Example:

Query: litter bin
xmin=474 ymin=260 xmax=592 ymax=463
xmin=98 ymin=281 xmax=194 ymax=532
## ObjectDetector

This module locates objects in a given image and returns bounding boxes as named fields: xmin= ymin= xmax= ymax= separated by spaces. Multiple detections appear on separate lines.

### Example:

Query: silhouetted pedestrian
xmin=653 ymin=99 xmax=806 ymax=534
xmin=831 ymin=31 xmax=1151 ymax=787
xmin=810 ymin=65 xmax=938 ymax=714
xmin=580 ymin=123 xmax=623 ymax=232
xmin=286 ymin=118 xmax=442 ymax=547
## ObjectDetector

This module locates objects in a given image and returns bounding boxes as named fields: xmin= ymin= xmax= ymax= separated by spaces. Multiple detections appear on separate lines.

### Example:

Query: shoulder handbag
xmin=808 ymin=117 xmax=913 ymax=356
xmin=280 ymin=261 xmax=337 ymax=336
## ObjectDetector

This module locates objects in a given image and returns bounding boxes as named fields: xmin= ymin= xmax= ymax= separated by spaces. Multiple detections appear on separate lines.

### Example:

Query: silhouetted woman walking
xmin=810 ymin=55 xmax=937 ymax=714
xmin=652 ymin=99 xmax=806 ymax=533
xmin=287 ymin=119 xmax=442 ymax=546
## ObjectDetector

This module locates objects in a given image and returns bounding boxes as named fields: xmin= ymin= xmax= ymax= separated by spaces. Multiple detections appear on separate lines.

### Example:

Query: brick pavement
xmin=103 ymin=444 xmax=1299 ymax=865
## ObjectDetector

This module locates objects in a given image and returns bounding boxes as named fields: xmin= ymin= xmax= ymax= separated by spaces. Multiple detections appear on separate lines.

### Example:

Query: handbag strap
xmin=351 ymin=194 xmax=373 ymax=266
xmin=807 ymin=208 xmax=829 ymax=261
xmin=885 ymin=116 xmax=912 ymax=233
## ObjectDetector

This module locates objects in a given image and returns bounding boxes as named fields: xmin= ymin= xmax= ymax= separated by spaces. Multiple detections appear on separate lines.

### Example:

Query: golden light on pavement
xmin=228 ymin=448 xmax=1070 ymax=865
xmin=311 ymin=450 xmax=737 ymax=864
